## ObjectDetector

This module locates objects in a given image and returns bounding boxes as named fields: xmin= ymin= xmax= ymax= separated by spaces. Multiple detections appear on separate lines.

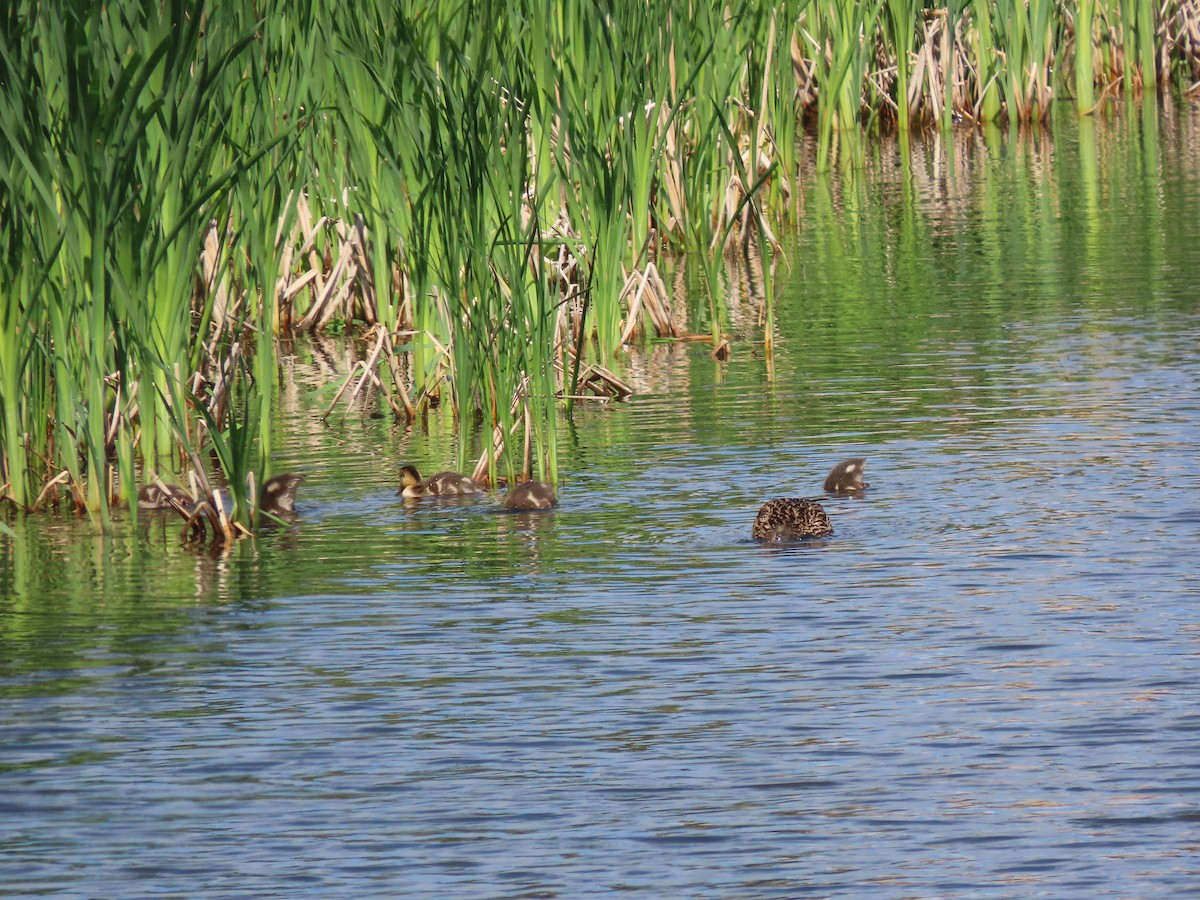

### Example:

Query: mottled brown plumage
xmin=752 ymin=498 xmax=833 ymax=541
xmin=399 ymin=465 xmax=482 ymax=498
xmin=503 ymin=480 xmax=558 ymax=510
xmin=824 ymin=457 xmax=869 ymax=494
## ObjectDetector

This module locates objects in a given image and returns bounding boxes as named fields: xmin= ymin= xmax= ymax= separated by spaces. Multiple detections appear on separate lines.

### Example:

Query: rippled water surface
xmin=3 ymin=108 xmax=1200 ymax=897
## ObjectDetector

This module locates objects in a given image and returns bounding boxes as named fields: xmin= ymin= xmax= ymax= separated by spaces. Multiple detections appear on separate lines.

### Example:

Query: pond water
xmin=3 ymin=102 xmax=1200 ymax=897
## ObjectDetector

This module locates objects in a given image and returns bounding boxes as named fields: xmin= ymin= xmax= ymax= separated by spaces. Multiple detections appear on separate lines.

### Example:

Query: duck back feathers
xmin=504 ymin=480 xmax=558 ymax=510
xmin=399 ymin=465 xmax=482 ymax=498
xmin=260 ymin=473 xmax=303 ymax=515
xmin=752 ymin=498 xmax=833 ymax=541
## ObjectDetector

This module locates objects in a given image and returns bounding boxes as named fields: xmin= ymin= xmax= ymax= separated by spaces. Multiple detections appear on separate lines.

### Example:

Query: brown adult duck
xmin=751 ymin=498 xmax=833 ymax=541
xmin=398 ymin=465 xmax=482 ymax=499
xmin=503 ymin=480 xmax=558 ymax=511
xmin=752 ymin=457 xmax=868 ymax=541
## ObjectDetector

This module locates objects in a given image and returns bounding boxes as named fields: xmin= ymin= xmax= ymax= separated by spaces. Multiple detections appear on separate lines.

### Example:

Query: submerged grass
xmin=2 ymin=0 xmax=1198 ymax=534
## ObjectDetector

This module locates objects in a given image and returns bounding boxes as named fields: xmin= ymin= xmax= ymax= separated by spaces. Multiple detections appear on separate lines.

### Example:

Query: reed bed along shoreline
xmin=2 ymin=0 xmax=1198 ymax=536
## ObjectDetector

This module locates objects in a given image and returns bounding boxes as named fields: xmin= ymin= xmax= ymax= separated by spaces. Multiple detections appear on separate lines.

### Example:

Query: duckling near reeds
xmin=258 ymin=473 xmax=304 ymax=515
xmin=398 ymin=464 xmax=482 ymax=499
xmin=137 ymin=481 xmax=194 ymax=510
xmin=823 ymin=457 xmax=869 ymax=494
xmin=751 ymin=498 xmax=833 ymax=541
xmin=138 ymin=473 xmax=302 ymax=517
xmin=503 ymin=479 xmax=558 ymax=511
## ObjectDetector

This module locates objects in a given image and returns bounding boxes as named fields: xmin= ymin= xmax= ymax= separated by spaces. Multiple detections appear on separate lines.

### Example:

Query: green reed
xmin=1076 ymin=0 xmax=1097 ymax=112
xmin=883 ymin=0 xmax=921 ymax=130
xmin=0 ymin=0 xmax=304 ymax=526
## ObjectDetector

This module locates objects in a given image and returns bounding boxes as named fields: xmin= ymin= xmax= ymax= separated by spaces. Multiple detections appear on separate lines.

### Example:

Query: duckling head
xmin=398 ymin=465 xmax=426 ymax=497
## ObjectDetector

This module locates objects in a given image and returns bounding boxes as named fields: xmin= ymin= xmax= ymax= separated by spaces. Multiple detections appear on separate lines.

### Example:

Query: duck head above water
xmin=137 ymin=481 xmax=194 ymax=511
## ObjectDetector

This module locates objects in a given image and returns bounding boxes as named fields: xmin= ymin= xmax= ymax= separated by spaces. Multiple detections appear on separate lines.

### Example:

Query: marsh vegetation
xmin=2 ymin=0 xmax=1198 ymax=536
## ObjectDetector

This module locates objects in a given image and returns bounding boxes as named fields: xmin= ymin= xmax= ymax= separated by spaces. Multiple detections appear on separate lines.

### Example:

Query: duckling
xmin=259 ymin=473 xmax=303 ymax=515
xmin=503 ymin=480 xmax=558 ymax=511
xmin=137 ymin=481 xmax=193 ymax=510
xmin=824 ymin=457 xmax=868 ymax=494
xmin=752 ymin=498 xmax=833 ymax=541
xmin=398 ymin=464 xmax=482 ymax=498
xmin=212 ymin=473 xmax=304 ymax=517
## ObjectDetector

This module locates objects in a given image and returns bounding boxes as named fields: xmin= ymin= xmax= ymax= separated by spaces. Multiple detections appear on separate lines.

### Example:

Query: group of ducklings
xmin=138 ymin=473 xmax=305 ymax=518
xmin=139 ymin=457 xmax=864 ymax=540
xmin=399 ymin=465 xmax=558 ymax=511
xmin=140 ymin=467 xmax=556 ymax=517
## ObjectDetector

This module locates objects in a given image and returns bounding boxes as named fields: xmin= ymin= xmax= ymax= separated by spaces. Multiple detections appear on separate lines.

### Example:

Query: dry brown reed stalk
xmin=351 ymin=215 xmax=378 ymax=327
xmin=658 ymin=95 xmax=687 ymax=238
xmin=299 ymin=219 xmax=359 ymax=331
xmin=202 ymin=220 xmax=232 ymax=333
xmin=274 ymin=194 xmax=330 ymax=330
xmin=377 ymin=329 xmax=417 ymax=420
xmin=31 ymin=470 xmax=72 ymax=511
xmin=198 ymin=340 xmax=242 ymax=433
xmin=792 ymin=30 xmax=819 ymax=112
xmin=471 ymin=419 xmax=524 ymax=486
xmin=1166 ymin=0 xmax=1200 ymax=84
xmin=320 ymin=326 xmax=415 ymax=422
xmin=619 ymin=262 xmax=678 ymax=343
xmin=568 ymin=362 xmax=634 ymax=400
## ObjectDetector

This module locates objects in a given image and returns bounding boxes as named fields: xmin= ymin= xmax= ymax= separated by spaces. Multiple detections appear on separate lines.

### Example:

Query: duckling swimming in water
xmin=259 ymin=473 xmax=304 ymax=515
xmin=823 ymin=457 xmax=868 ymax=494
xmin=752 ymin=498 xmax=833 ymax=541
xmin=398 ymin=464 xmax=482 ymax=498
xmin=210 ymin=474 xmax=303 ymax=518
xmin=503 ymin=480 xmax=558 ymax=510
xmin=138 ymin=473 xmax=302 ymax=517
xmin=137 ymin=481 xmax=194 ymax=510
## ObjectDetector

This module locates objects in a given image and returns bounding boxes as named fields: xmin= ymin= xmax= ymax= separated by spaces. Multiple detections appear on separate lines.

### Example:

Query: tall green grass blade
xmin=1076 ymin=0 xmax=1097 ymax=113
